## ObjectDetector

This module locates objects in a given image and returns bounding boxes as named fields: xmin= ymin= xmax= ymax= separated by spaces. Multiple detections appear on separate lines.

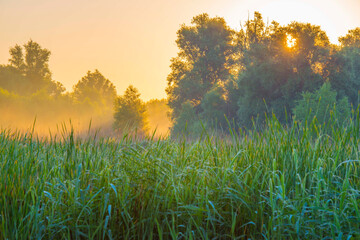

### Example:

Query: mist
xmin=0 ymin=40 xmax=171 ymax=138
xmin=0 ymin=89 xmax=112 ymax=137
xmin=146 ymin=99 xmax=171 ymax=137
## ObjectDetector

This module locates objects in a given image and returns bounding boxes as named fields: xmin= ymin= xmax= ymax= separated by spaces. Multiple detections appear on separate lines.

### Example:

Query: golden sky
xmin=1 ymin=0 xmax=359 ymax=101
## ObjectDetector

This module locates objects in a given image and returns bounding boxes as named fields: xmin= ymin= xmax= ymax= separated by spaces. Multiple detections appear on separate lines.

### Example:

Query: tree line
xmin=1 ymin=11 xmax=360 ymax=136
xmin=0 ymin=40 xmax=168 ymax=136
xmin=167 ymin=12 xmax=360 ymax=136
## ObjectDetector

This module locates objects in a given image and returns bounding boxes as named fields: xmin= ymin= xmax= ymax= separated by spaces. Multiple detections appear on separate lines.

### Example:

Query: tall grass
xmin=1 ymin=111 xmax=360 ymax=239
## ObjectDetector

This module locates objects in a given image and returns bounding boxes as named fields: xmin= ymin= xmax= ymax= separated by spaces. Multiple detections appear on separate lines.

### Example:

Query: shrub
xmin=293 ymin=82 xmax=351 ymax=127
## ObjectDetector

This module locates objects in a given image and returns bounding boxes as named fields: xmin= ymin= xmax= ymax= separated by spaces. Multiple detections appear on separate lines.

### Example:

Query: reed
xmin=1 ymin=111 xmax=360 ymax=239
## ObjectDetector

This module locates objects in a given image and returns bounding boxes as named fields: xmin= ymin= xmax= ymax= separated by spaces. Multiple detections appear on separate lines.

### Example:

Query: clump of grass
xmin=1 ymin=111 xmax=360 ymax=239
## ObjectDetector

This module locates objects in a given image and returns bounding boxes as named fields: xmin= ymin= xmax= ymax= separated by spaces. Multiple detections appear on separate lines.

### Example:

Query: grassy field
xmin=1 ymin=114 xmax=360 ymax=239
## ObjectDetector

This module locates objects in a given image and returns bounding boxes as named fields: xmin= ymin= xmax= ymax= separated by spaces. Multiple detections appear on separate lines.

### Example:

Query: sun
xmin=286 ymin=34 xmax=296 ymax=48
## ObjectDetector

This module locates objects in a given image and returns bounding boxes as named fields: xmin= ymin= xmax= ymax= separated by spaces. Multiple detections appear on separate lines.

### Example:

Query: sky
xmin=0 ymin=0 xmax=359 ymax=101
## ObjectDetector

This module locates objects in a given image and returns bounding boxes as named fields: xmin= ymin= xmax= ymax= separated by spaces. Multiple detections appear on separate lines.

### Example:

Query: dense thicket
xmin=167 ymin=12 xmax=360 ymax=135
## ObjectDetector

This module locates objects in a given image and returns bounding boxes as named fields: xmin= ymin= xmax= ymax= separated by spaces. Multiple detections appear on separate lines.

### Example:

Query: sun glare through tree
xmin=286 ymin=34 xmax=297 ymax=48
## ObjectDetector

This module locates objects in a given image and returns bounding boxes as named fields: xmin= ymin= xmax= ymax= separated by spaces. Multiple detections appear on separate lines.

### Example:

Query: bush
xmin=113 ymin=85 xmax=148 ymax=135
xmin=293 ymin=82 xmax=351 ymax=127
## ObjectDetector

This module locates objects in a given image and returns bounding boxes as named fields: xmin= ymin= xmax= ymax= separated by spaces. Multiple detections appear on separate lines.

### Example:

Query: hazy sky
xmin=1 ymin=0 xmax=359 ymax=100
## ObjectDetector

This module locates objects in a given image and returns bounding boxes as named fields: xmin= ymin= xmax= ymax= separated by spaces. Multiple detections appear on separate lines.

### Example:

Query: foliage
xmin=3 ymin=113 xmax=360 ymax=238
xmin=113 ymin=85 xmax=148 ymax=134
xmin=329 ymin=28 xmax=360 ymax=106
xmin=200 ymin=84 xmax=227 ymax=126
xmin=72 ymin=69 xmax=117 ymax=111
xmin=293 ymin=82 xmax=351 ymax=127
xmin=3 ymin=13 xmax=360 ymax=239
xmin=0 ymin=65 xmax=28 ymax=95
xmin=170 ymin=101 xmax=204 ymax=136
xmin=166 ymin=13 xmax=235 ymax=120
xmin=5 ymin=40 xmax=65 ymax=95
xmin=1 ymin=15 xmax=360 ymax=137
xmin=166 ymin=12 xmax=341 ymax=133
xmin=236 ymin=14 xmax=330 ymax=127
xmin=339 ymin=27 xmax=360 ymax=48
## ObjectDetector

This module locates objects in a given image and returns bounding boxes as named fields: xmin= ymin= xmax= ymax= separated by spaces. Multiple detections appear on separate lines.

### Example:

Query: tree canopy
xmin=166 ymin=13 xmax=235 ymax=119
xmin=167 ymin=12 xmax=358 ymax=133
xmin=113 ymin=85 xmax=148 ymax=134
xmin=72 ymin=69 xmax=117 ymax=111
xmin=3 ymin=40 xmax=65 ymax=95
xmin=1 ymin=12 xmax=360 ymax=137
xmin=293 ymin=82 xmax=351 ymax=127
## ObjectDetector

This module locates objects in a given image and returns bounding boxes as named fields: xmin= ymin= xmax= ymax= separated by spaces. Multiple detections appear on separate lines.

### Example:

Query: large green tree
xmin=166 ymin=13 xmax=235 ymax=120
xmin=166 ymin=14 xmax=237 ymax=134
xmin=236 ymin=14 xmax=330 ymax=127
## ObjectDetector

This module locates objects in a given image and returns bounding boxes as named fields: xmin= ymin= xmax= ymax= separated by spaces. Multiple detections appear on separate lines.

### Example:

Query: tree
xmin=170 ymin=100 xmax=205 ymax=137
xmin=4 ymin=40 xmax=65 ymax=95
xmin=329 ymin=28 xmax=360 ymax=107
xmin=9 ymin=45 xmax=25 ymax=71
xmin=237 ymin=11 xmax=271 ymax=52
xmin=22 ymin=40 xmax=52 ymax=90
xmin=293 ymin=82 xmax=350 ymax=127
xmin=72 ymin=69 xmax=116 ymax=111
xmin=113 ymin=85 xmax=148 ymax=134
xmin=166 ymin=13 xmax=235 ymax=120
xmin=339 ymin=28 xmax=360 ymax=48
xmin=200 ymin=84 xmax=227 ymax=126
xmin=236 ymin=14 xmax=330 ymax=127
xmin=0 ymin=65 xmax=27 ymax=95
